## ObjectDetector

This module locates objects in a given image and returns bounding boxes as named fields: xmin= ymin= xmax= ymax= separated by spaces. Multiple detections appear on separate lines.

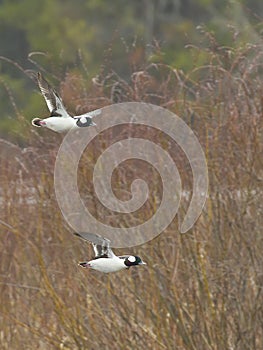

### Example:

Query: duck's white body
xmin=32 ymin=72 xmax=100 ymax=133
xmin=36 ymin=111 xmax=100 ymax=133
xmin=86 ymin=256 xmax=128 ymax=273
xmin=38 ymin=116 xmax=75 ymax=133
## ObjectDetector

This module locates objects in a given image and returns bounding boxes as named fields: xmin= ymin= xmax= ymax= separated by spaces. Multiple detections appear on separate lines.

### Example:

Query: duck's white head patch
xmin=128 ymin=256 xmax=136 ymax=263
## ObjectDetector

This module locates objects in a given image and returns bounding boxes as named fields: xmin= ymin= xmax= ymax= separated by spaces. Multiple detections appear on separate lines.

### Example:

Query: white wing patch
xmin=128 ymin=256 xmax=136 ymax=263
xmin=80 ymin=116 xmax=87 ymax=124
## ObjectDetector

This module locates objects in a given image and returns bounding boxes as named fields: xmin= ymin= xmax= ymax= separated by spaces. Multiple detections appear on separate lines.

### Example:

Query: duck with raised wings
xmin=32 ymin=72 xmax=101 ymax=133
xmin=74 ymin=232 xmax=146 ymax=273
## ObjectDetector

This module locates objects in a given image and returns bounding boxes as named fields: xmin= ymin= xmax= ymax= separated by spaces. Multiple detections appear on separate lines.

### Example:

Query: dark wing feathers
xmin=36 ymin=72 xmax=100 ymax=120
xmin=74 ymin=232 xmax=114 ymax=258
xmin=92 ymin=243 xmax=109 ymax=259
xmin=74 ymin=232 xmax=108 ymax=245
xmin=37 ymin=72 xmax=69 ymax=116
xmin=117 ymin=255 xmax=130 ymax=260
xmin=37 ymin=72 xmax=58 ymax=112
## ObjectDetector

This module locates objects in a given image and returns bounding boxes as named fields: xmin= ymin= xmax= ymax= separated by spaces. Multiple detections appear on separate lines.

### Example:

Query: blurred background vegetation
xmin=0 ymin=0 xmax=263 ymax=349
xmin=1 ymin=0 xmax=263 ymax=139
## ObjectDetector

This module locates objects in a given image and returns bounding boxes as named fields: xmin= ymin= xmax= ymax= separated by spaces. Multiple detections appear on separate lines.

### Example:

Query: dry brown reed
xmin=0 ymin=36 xmax=262 ymax=349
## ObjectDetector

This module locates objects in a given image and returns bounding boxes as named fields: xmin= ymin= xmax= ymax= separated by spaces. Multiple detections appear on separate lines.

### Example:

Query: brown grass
xmin=0 ymin=37 xmax=263 ymax=349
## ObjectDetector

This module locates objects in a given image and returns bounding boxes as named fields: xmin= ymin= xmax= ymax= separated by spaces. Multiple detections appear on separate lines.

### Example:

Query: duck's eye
xmin=128 ymin=256 xmax=136 ymax=263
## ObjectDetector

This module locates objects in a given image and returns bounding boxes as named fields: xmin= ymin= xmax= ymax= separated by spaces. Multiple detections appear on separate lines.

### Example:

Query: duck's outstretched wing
xmin=74 ymin=232 xmax=115 ymax=258
xmin=37 ymin=72 xmax=70 ymax=117
xmin=74 ymin=109 xmax=102 ymax=119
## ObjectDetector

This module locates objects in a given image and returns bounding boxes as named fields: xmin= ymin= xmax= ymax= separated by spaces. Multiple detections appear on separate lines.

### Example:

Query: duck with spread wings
xmin=32 ymin=72 xmax=101 ymax=133
xmin=74 ymin=232 xmax=146 ymax=273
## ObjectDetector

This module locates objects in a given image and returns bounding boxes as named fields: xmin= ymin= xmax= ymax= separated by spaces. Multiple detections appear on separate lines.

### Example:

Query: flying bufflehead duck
xmin=74 ymin=232 xmax=146 ymax=273
xmin=31 ymin=72 xmax=101 ymax=133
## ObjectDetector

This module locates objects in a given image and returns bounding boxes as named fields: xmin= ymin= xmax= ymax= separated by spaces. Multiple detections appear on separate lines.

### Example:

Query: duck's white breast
xmin=45 ymin=117 xmax=75 ymax=133
xmin=89 ymin=257 xmax=127 ymax=273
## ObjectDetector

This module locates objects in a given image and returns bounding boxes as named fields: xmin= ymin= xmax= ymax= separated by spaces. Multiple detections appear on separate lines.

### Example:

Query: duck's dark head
xmin=124 ymin=255 xmax=146 ymax=267
xmin=76 ymin=116 xmax=96 ymax=128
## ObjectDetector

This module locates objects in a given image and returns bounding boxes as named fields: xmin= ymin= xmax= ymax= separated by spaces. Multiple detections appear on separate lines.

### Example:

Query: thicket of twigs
xmin=0 ymin=34 xmax=262 ymax=349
